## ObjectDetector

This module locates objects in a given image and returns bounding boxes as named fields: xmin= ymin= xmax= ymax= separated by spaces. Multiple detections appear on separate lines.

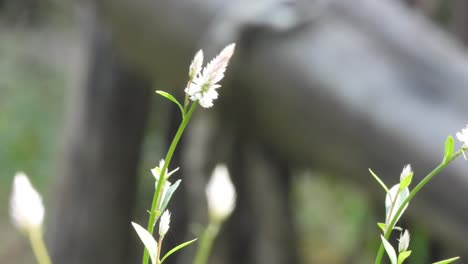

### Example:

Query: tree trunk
xmin=48 ymin=6 xmax=152 ymax=264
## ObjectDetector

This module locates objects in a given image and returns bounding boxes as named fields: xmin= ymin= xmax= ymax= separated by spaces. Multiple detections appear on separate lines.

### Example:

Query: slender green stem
xmin=29 ymin=228 xmax=52 ymax=264
xmin=374 ymin=150 xmax=464 ymax=264
xmin=142 ymin=102 xmax=198 ymax=264
xmin=193 ymin=220 xmax=221 ymax=264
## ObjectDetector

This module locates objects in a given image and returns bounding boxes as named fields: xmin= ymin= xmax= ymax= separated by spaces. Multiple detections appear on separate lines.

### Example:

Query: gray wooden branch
xmin=93 ymin=0 xmax=468 ymax=252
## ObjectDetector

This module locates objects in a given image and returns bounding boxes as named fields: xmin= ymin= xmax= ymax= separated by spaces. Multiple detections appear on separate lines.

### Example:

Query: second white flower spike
xmin=206 ymin=164 xmax=236 ymax=222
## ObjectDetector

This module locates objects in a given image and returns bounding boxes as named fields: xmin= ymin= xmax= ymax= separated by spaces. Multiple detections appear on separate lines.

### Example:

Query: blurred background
xmin=0 ymin=0 xmax=467 ymax=263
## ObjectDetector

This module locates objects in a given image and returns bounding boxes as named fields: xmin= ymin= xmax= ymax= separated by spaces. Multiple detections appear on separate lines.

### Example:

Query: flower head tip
xmin=185 ymin=43 xmax=236 ymax=108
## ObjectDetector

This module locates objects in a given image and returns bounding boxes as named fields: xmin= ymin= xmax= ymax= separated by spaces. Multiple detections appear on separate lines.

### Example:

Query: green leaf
xmin=156 ymin=91 xmax=185 ymax=117
xmin=397 ymin=250 xmax=411 ymax=264
xmin=377 ymin=222 xmax=387 ymax=233
xmin=131 ymin=222 xmax=157 ymax=264
xmin=160 ymin=238 xmax=198 ymax=263
xmin=369 ymin=168 xmax=389 ymax=193
xmin=444 ymin=136 xmax=454 ymax=162
xmin=433 ymin=257 xmax=460 ymax=264
xmin=381 ymin=235 xmax=397 ymax=264
xmin=399 ymin=173 xmax=413 ymax=191
xmin=159 ymin=179 xmax=181 ymax=213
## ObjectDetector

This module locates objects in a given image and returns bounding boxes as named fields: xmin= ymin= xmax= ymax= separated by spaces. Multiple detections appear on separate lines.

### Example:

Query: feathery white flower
xmin=159 ymin=210 xmax=171 ymax=237
xmin=400 ymin=164 xmax=412 ymax=182
xmin=10 ymin=172 xmax=45 ymax=232
xmin=185 ymin=43 xmax=236 ymax=108
xmin=206 ymin=164 xmax=236 ymax=222
xmin=189 ymin=50 xmax=204 ymax=81
xmin=398 ymin=229 xmax=410 ymax=253
xmin=456 ymin=125 xmax=468 ymax=147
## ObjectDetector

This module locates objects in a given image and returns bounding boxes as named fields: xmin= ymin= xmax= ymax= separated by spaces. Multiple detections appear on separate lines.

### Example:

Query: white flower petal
xmin=10 ymin=172 xmax=45 ymax=232
xmin=131 ymin=222 xmax=158 ymax=264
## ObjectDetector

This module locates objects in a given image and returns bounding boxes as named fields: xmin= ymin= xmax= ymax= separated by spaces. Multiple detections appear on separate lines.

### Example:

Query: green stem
xmin=29 ymin=228 xmax=52 ymax=264
xmin=193 ymin=220 xmax=221 ymax=264
xmin=142 ymin=102 xmax=198 ymax=264
xmin=374 ymin=149 xmax=464 ymax=264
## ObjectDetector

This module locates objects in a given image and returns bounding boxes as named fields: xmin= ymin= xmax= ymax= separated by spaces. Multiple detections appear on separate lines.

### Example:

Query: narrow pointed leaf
xmin=159 ymin=179 xmax=181 ymax=212
xmin=433 ymin=257 xmax=460 ymax=264
xmin=398 ymin=250 xmax=411 ymax=264
xmin=444 ymin=136 xmax=454 ymax=162
xmin=160 ymin=238 xmax=198 ymax=263
xmin=381 ymin=235 xmax=397 ymax=264
xmin=399 ymin=173 xmax=413 ymax=191
xmin=156 ymin=91 xmax=185 ymax=117
xmin=131 ymin=222 xmax=157 ymax=264
xmin=369 ymin=168 xmax=389 ymax=193
xmin=377 ymin=223 xmax=387 ymax=233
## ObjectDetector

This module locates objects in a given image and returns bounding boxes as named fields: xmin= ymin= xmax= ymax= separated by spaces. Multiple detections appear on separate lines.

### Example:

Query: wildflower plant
xmin=372 ymin=127 xmax=468 ymax=264
xmin=132 ymin=43 xmax=237 ymax=264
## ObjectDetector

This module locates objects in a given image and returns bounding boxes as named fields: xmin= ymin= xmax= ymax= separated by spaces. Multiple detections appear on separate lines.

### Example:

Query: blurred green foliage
xmin=0 ymin=31 xmax=65 ymax=211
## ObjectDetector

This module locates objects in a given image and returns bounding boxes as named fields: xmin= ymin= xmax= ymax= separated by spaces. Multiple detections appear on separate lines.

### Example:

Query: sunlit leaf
xmin=433 ymin=257 xmax=460 ymax=264
xmin=131 ymin=222 xmax=157 ymax=264
xmin=160 ymin=238 xmax=198 ymax=263
xmin=156 ymin=91 xmax=184 ymax=117
xmin=397 ymin=250 xmax=411 ymax=264
xmin=444 ymin=136 xmax=454 ymax=162
xmin=369 ymin=168 xmax=389 ymax=193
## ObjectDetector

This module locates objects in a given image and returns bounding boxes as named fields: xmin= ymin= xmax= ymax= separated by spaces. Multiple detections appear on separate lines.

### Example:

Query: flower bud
xmin=206 ymin=164 xmax=236 ymax=222
xmin=159 ymin=210 xmax=171 ymax=237
xmin=10 ymin=172 xmax=45 ymax=232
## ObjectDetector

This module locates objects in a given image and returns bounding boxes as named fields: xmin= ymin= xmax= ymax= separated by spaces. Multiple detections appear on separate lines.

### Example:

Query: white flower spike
xmin=189 ymin=50 xmax=204 ymax=81
xmin=159 ymin=210 xmax=171 ymax=237
xmin=398 ymin=229 xmax=410 ymax=253
xmin=206 ymin=164 xmax=236 ymax=222
xmin=185 ymin=43 xmax=236 ymax=108
xmin=456 ymin=125 xmax=468 ymax=158
xmin=10 ymin=172 xmax=45 ymax=232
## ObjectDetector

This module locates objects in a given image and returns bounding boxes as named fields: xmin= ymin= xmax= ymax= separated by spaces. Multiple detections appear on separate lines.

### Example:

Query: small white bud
xmin=398 ymin=229 xmax=410 ymax=252
xmin=10 ymin=172 xmax=45 ymax=232
xmin=206 ymin=164 xmax=236 ymax=222
xmin=399 ymin=164 xmax=412 ymax=182
xmin=159 ymin=210 xmax=171 ymax=237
